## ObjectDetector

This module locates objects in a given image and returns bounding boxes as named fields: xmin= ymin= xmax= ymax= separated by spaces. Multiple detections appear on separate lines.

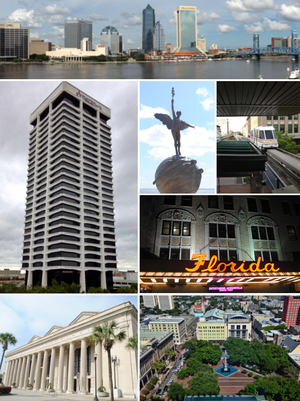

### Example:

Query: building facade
xmin=282 ymin=296 xmax=300 ymax=327
xmin=100 ymin=26 xmax=122 ymax=54
xmin=0 ymin=23 xmax=29 ymax=61
xmin=152 ymin=21 xmax=165 ymax=52
xmin=140 ymin=195 xmax=300 ymax=292
xmin=29 ymin=40 xmax=51 ymax=56
xmin=22 ymin=82 xmax=117 ymax=291
xmin=148 ymin=317 xmax=185 ymax=344
xmin=3 ymin=302 xmax=137 ymax=396
xmin=142 ymin=4 xmax=155 ymax=52
xmin=64 ymin=20 xmax=92 ymax=49
xmin=174 ymin=6 xmax=201 ymax=53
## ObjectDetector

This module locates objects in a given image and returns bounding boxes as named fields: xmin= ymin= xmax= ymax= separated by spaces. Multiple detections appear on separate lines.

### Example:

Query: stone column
xmin=95 ymin=342 xmax=103 ymax=388
xmin=27 ymin=271 xmax=33 ymax=287
xmin=79 ymin=339 xmax=87 ymax=394
xmin=57 ymin=345 xmax=65 ymax=392
xmin=49 ymin=348 xmax=56 ymax=388
xmin=101 ymin=270 xmax=107 ymax=290
xmin=41 ymin=270 xmax=47 ymax=287
xmin=40 ymin=349 xmax=48 ymax=391
xmin=12 ymin=359 xmax=19 ymax=385
xmin=16 ymin=358 xmax=22 ymax=387
xmin=29 ymin=353 xmax=37 ymax=386
xmin=34 ymin=351 xmax=43 ymax=391
xmin=19 ymin=357 xmax=26 ymax=389
xmin=80 ymin=271 xmax=86 ymax=293
xmin=23 ymin=355 xmax=31 ymax=388
xmin=7 ymin=360 xmax=15 ymax=385
xmin=67 ymin=342 xmax=75 ymax=394
xmin=3 ymin=360 xmax=11 ymax=385
xmin=63 ymin=347 xmax=69 ymax=392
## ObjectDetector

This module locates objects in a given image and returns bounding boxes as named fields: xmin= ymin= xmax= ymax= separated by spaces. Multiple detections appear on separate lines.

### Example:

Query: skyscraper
xmin=142 ymin=4 xmax=155 ymax=52
xmin=152 ymin=21 xmax=165 ymax=52
xmin=22 ymin=82 xmax=116 ymax=292
xmin=0 ymin=23 xmax=29 ymax=61
xmin=64 ymin=19 xmax=92 ymax=49
xmin=174 ymin=6 xmax=201 ymax=53
xmin=100 ymin=26 xmax=122 ymax=54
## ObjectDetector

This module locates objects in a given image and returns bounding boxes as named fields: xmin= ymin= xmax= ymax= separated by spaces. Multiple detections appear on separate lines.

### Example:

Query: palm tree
xmin=90 ymin=321 xmax=126 ymax=401
xmin=0 ymin=333 xmax=17 ymax=371
xmin=126 ymin=334 xmax=138 ymax=351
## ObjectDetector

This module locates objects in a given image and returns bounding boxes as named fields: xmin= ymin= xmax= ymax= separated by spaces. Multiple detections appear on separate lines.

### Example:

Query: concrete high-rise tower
xmin=22 ymin=82 xmax=116 ymax=292
xmin=64 ymin=19 xmax=92 ymax=49
xmin=142 ymin=4 xmax=155 ymax=52
xmin=174 ymin=6 xmax=201 ymax=53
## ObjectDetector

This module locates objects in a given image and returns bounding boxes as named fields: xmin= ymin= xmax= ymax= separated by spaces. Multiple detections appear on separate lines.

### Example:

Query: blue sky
xmin=3 ymin=1 xmax=300 ymax=50
xmin=140 ymin=80 xmax=216 ymax=190
xmin=0 ymin=294 xmax=138 ymax=373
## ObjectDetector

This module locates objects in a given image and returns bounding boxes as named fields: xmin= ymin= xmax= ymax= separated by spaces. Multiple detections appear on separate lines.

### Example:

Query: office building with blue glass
xmin=174 ymin=6 xmax=201 ymax=53
xmin=142 ymin=4 xmax=155 ymax=52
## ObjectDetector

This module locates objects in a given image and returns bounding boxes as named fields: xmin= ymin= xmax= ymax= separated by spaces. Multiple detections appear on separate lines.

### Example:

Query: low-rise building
xmin=29 ymin=40 xmax=51 ymax=55
xmin=148 ymin=317 xmax=185 ymax=344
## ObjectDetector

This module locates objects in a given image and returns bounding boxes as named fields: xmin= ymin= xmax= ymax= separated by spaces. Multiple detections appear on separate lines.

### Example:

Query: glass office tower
xmin=0 ymin=23 xmax=29 ymax=61
xmin=152 ymin=21 xmax=165 ymax=52
xmin=22 ymin=82 xmax=117 ymax=292
xmin=175 ymin=6 xmax=200 ymax=52
xmin=142 ymin=4 xmax=155 ymax=52
xmin=100 ymin=26 xmax=122 ymax=54
xmin=64 ymin=19 xmax=92 ymax=49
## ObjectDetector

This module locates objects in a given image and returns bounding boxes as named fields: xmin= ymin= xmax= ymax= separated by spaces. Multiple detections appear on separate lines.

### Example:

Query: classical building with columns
xmin=3 ymin=302 xmax=137 ymax=397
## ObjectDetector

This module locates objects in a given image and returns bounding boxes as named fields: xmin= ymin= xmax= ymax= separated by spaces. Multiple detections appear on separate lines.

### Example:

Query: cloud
xmin=226 ymin=0 xmax=279 ymax=12
xmin=169 ymin=11 xmax=177 ymax=25
xmin=127 ymin=39 xmax=134 ymax=44
xmin=88 ymin=14 xmax=108 ymax=21
xmin=121 ymin=12 xmax=142 ymax=26
xmin=37 ymin=5 xmax=72 ymax=15
xmin=279 ymin=4 xmax=300 ymax=21
xmin=140 ymin=105 xmax=169 ymax=119
xmin=8 ymin=9 xmax=42 ymax=28
xmin=197 ymin=11 xmax=221 ymax=25
xmin=201 ymin=98 xmax=215 ymax=111
xmin=196 ymin=88 xmax=209 ymax=97
xmin=244 ymin=17 xmax=291 ymax=34
xmin=30 ymin=32 xmax=40 ymax=39
xmin=217 ymin=24 xmax=238 ymax=34
xmin=231 ymin=12 xmax=259 ymax=23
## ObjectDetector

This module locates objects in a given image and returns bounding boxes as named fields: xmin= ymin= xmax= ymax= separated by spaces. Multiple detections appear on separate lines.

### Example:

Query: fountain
xmin=214 ymin=349 xmax=238 ymax=377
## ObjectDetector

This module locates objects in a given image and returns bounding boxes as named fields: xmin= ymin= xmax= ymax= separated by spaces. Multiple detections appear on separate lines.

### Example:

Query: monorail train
xmin=249 ymin=126 xmax=278 ymax=149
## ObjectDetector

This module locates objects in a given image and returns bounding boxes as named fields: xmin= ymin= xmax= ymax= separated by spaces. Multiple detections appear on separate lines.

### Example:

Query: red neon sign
xmin=185 ymin=254 xmax=280 ymax=274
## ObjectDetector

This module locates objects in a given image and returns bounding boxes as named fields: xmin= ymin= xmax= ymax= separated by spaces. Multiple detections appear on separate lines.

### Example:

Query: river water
xmin=0 ymin=58 xmax=298 ymax=80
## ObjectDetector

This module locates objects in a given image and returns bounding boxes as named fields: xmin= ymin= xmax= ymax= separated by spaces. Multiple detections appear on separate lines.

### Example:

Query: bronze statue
xmin=154 ymin=87 xmax=194 ymax=156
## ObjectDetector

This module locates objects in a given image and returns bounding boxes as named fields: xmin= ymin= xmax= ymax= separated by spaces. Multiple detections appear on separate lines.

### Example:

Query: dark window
xmin=287 ymin=225 xmax=298 ymax=241
xmin=247 ymin=198 xmax=257 ymax=212
xmin=181 ymin=196 xmax=192 ymax=206
xmin=208 ymin=196 xmax=218 ymax=209
xmin=261 ymin=199 xmax=271 ymax=213
xmin=282 ymin=202 xmax=292 ymax=215
xmin=223 ymin=196 xmax=234 ymax=210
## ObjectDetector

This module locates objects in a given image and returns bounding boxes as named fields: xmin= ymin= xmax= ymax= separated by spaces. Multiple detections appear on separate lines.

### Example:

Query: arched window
xmin=155 ymin=209 xmax=196 ymax=260
xmin=205 ymin=213 xmax=240 ymax=261
xmin=247 ymin=216 xmax=281 ymax=261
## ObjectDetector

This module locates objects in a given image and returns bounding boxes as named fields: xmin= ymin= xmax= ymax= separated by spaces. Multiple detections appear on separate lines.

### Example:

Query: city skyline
xmin=2 ymin=1 xmax=300 ymax=50
xmin=0 ymin=81 xmax=138 ymax=272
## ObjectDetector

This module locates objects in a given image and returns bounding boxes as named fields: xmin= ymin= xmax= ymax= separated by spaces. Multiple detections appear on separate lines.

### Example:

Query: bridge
xmin=237 ymin=30 xmax=299 ymax=60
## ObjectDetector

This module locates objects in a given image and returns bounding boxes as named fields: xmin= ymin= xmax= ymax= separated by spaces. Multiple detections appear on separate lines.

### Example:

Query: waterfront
xmin=0 ymin=58 xmax=299 ymax=79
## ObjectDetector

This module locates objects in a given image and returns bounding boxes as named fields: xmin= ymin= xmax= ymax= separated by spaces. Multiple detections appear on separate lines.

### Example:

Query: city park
xmin=141 ymin=337 xmax=300 ymax=401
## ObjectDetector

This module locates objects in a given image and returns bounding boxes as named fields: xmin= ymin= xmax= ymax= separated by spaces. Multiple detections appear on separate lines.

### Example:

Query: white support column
xmin=95 ymin=342 xmax=102 ymax=388
xmin=12 ymin=359 xmax=18 ymax=385
xmin=34 ymin=351 xmax=42 ymax=391
xmin=23 ymin=355 xmax=31 ymax=388
xmin=101 ymin=270 xmax=107 ymax=289
xmin=19 ymin=357 xmax=26 ymax=389
xmin=63 ymin=347 xmax=69 ymax=392
xmin=80 ymin=271 xmax=86 ymax=293
xmin=40 ymin=349 xmax=48 ymax=391
xmin=79 ymin=339 xmax=87 ymax=394
xmin=7 ymin=360 xmax=15 ymax=385
xmin=16 ymin=358 xmax=22 ymax=387
xmin=29 ymin=353 xmax=37 ymax=387
xmin=41 ymin=270 xmax=47 ymax=287
xmin=3 ymin=360 xmax=10 ymax=385
xmin=67 ymin=342 xmax=75 ymax=394
xmin=27 ymin=271 xmax=33 ymax=287
xmin=57 ymin=345 xmax=65 ymax=392
xmin=49 ymin=348 xmax=56 ymax=388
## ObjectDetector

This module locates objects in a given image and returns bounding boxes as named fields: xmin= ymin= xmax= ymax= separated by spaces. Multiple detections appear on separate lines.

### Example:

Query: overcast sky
xmin=0 ymin=294 xmax=138 ymax=373
xmin=0 ymin=80 xmax=137 ymax=271
xmin=140 ymin=80 xmax=216 ymax=190
xmin=2 ymin=1 xmax=300 ymax=50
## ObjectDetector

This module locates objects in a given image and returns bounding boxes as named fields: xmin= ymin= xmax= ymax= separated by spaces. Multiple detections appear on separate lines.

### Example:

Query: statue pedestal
xmin=153 ymin=156 xmax=203 ymax=193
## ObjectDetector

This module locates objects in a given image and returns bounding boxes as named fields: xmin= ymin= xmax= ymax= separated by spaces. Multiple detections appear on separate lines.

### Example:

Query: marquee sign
xmin=185 ymin=254 xmax=280 ymax=274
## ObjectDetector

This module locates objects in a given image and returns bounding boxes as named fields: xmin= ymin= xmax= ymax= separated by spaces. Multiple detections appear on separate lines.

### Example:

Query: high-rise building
xmin=0 ymin=23 xmax=29 ymax=61
xmin=143 ymin=295 xmax=158 ymax=308
xmin=22 ymin=82 xmax=117 ymax=292
xmin=174 ymin=6 xmax=201 ymax=53
xmin=100 ymin=26 xmax=122 ymax=54
xmin=282 ymin=296 xmax=300 ymax=328
xmin=142 ymin=4 xmax=155 ymax=52
xmin=64 ymin=19 xmax=92 ymax=49
xmin=157 ymin=296 xmax=174 ymax=311
xmin=152 ymin=21 xmax=165 ymax=52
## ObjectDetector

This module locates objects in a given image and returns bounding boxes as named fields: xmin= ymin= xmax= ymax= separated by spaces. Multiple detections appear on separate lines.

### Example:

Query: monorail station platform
xmin=217 ymin=141 xmax=267 ymax=193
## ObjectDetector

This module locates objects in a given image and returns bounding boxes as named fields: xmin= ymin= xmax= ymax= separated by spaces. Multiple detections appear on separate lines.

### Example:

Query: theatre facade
xmin=140 ymin=195 xmax=300 ymax=293
xmin=3 ymin=302 xmax=137 ymax=396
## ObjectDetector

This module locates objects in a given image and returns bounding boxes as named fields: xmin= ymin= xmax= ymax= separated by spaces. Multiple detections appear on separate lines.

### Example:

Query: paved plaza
xmin=2 ymin=388 xmax=133 ymax=401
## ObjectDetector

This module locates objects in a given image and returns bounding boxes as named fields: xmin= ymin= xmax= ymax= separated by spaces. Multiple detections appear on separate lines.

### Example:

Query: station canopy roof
xmin=217 ymin=81 xmax=300 ymax=117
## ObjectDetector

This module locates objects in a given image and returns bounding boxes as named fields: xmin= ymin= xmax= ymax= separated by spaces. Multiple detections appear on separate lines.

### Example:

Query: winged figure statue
xmin=155 ymin=93 xmax=194 ymax=156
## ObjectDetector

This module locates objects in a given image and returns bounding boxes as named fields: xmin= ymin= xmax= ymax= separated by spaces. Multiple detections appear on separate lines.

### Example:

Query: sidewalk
xmin=3 ymin=388 xmax=134 ymax=401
